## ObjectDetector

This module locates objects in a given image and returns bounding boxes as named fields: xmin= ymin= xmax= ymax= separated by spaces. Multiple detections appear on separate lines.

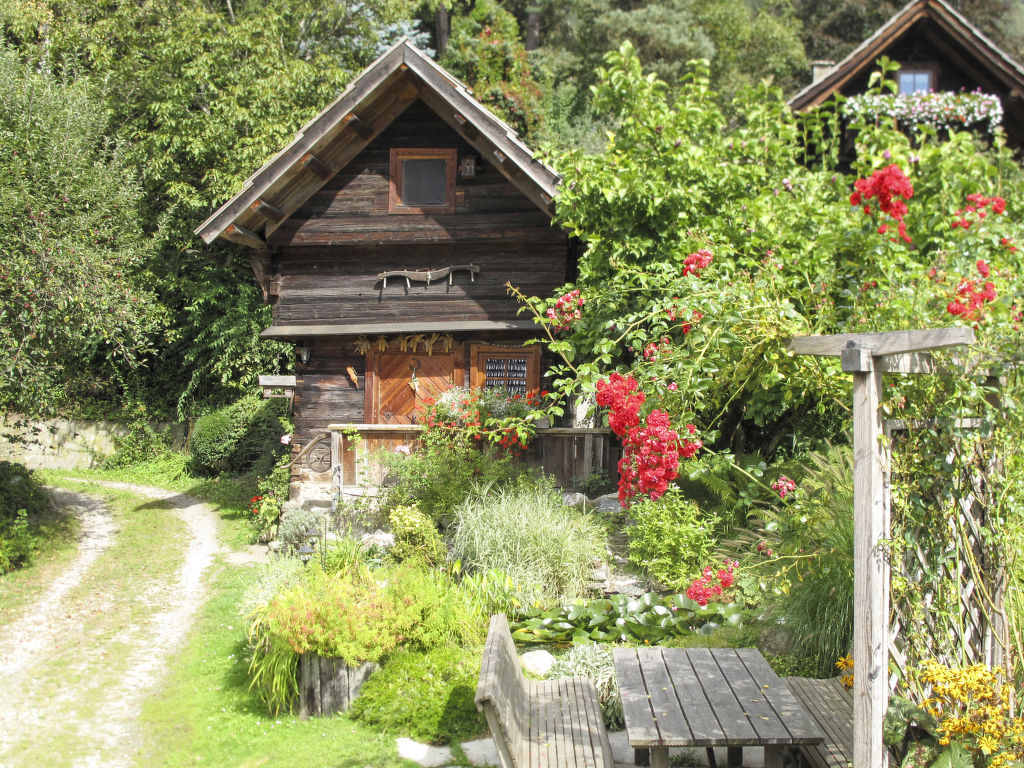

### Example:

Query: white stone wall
xmin=0 ymin=413 xmax=184 ymax=470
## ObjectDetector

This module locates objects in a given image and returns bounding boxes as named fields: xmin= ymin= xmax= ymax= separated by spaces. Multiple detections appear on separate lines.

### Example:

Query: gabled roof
xmin=195 ymin=39 xmax=561 ymax=249
xmin=788 ymin=0 xmax=1024 ymax=110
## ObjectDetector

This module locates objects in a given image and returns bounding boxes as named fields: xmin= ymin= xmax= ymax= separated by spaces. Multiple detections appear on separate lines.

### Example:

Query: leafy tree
xmin=440 ymin=0 xmax=543 ymax=139
xmin=522 ymin=44 xmax=1024 ymax=457
xmin=0 ymin=46 xmax=160 ymax=414
xmin=1 ymin=0 xmax=417 ymax=416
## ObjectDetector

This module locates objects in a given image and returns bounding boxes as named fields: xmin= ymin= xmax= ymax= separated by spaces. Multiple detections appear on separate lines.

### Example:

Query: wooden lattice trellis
xmin=788 ymin=327 xmax=1010 ymax=767
xmin=887 ymin=423 xmax=1010 ymax=687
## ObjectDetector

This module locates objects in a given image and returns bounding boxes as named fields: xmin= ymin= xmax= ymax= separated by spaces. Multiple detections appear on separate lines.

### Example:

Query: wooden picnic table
xmin=612 ymin=647 xmax=825 ymax=768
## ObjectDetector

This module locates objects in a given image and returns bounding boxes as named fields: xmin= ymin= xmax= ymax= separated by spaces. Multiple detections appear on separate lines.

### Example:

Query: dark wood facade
xmin=268 ymin=100 xmax=569 ymax=440
xmin=195 ymin=41 xmax=586 ymax=486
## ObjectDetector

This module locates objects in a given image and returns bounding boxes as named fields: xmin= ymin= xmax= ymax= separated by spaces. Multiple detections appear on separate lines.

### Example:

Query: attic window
xmin=390 ymin=148 xmax=457 ymax=214
xmin=898 ymin=68 xmax=934 ymax=94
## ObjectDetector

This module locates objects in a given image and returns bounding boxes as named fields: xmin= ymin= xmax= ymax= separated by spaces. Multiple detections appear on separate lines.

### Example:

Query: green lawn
xmin=0 ymin=500 xmax=80 ymax=623
xmin=37 ymin=467 xmax=418 ymax=768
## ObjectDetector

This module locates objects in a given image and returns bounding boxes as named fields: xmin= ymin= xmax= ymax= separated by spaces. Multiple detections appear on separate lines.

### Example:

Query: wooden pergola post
xmin=788 ymin=328 xmax=975 ymax=768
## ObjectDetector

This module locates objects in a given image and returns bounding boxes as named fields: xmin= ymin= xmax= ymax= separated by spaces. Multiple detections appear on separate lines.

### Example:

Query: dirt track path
xmin=0 ymin=481 xmax=220 ymax=768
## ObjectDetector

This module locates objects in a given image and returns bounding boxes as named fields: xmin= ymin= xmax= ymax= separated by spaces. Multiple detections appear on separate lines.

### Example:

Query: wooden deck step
xmin=785 ymin=677 xmax=896 ymax=768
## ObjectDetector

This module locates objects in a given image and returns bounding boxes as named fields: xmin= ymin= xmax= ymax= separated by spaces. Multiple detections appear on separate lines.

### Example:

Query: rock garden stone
xmin=561 ymin=491 xmax=588 ymax=508
xmin=594 ymin=493 xmax=621 ymax=513
xmin=520 ymin=649 xmax=556 ymax=677
xmin=360 ymin=529 xmax=394 ymax=550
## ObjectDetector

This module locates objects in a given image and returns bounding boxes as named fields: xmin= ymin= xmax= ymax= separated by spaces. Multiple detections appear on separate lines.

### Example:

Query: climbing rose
xmin=686 ymin=560 xmax=737 ymax=607
xmin=771 ymin=475 xmax=797 ymax=499
xmin=682 ymin=249 xmax=713 ymax=277
xmin=596 ymin=374 xmax=701 ymax=503
xmin=546 ymin=289 xmax=584 ymax=331
xmin=850 ymin=164 xmax=913 ymax=243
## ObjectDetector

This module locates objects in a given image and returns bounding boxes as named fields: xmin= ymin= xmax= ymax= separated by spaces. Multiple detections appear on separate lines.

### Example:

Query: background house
xmin=789 ymin=0 xmax=1024 ymax=149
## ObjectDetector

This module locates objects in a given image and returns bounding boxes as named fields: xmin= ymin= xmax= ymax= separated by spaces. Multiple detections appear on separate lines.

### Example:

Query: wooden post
xmin=787 ymin=327 xmax=975 ymax=768
xmin=843 ymin=345 xmax=889 ymax=768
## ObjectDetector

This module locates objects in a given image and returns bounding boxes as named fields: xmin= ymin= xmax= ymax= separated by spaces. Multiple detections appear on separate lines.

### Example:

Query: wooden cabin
xmin=196 ymin=40 xmax=615 ymax=504
xmin=789 ymin=0 xmax=1024 ymax=150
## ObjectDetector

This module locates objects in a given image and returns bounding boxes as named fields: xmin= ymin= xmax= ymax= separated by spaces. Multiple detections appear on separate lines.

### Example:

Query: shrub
xmin=383 ymin=562 xmax=486 ymax=649
xmin=348 ymin=646 xmax=487 ymax=744
xmin=548 ymin=644 xmax=623 ymax=729
xmin=189 ymin=395 xmax=290 ymax=475
xmin=0 ymin=461 xmax=51 ymax=573
xmin=626 ymin=486 xmax=718 ymax=590
xmin=254 ymin=569 xmax=414 ymax=666
xmin=102 ymin=407 xmax=176 ymax=469
xmin=248 ymin=454 xmax=291 ymax=540
xmin=732 ymin=447 xmax=854 ymax=677
xmin=388 ymin=504 xmax=445 ymax=565
xmin=379 ymin=425 xmax=522 ymax=525
xmin=451 ymin=476 xmax=605 ymax=605
xmin=246 ymin=562 xmax=485 ymax=714
xmin=275 ymin=507 xmax=319 ymax=552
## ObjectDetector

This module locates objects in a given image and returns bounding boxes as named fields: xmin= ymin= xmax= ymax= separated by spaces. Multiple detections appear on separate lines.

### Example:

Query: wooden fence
xmin=328 ymin=423 xmax=619 ymax=492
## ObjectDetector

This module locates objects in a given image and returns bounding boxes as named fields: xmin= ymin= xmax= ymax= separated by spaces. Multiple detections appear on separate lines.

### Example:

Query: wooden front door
xmin=369 ymin=351 xmax=460 ymax=424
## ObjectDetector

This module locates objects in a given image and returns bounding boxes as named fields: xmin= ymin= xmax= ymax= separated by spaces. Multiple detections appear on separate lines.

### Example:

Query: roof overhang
xmin=788 ymin=0 xmax=1024 ymax=110
xmin=195 ymin=39 xmax=561 ymax=250
xmin=260 ymin=320 xmax=540 ymax=339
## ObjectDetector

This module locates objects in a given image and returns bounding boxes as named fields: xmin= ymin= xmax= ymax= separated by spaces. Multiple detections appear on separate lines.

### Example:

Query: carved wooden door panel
xmin=370 ymin=352 xmax=458 ymax=424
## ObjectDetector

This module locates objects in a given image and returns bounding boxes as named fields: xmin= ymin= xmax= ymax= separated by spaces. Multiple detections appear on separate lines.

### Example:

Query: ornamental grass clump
xmin=450 ymin=477 xmax=604 ymax=605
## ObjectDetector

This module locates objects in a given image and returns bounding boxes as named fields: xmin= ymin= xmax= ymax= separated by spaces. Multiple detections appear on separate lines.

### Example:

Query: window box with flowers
xmin=842 ymin=90 xmax=1003 ymax=134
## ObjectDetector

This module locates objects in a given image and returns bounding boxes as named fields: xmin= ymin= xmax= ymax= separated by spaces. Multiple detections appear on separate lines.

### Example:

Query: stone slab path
xmin=0 ymin=482 xmax=220 ymax=768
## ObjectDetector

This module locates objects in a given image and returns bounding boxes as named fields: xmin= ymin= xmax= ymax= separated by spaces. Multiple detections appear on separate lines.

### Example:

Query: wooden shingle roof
xmin=195 ymin=39 xmax=561 ymax=249
xmin=788 ymin=0 xmax=1024 ymax=110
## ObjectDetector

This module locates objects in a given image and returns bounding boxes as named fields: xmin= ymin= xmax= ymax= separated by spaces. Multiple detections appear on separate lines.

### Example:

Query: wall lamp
xmin=296 ymin=344 xmax=312 ymax=365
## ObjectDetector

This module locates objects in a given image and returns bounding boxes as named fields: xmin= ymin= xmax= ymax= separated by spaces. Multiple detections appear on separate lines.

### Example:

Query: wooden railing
xmin=328 ymin=423 xmax=619 ymax=491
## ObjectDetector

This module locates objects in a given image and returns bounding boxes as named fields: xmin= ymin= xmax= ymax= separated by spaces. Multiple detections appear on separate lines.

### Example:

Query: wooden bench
xmin=475 ymin=614 xmax=615 ymax=768
xmin=785 ymin=677 xmax=895 ymax=768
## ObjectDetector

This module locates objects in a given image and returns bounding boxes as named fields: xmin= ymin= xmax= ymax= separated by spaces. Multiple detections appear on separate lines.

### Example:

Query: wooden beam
xmin=299 ymin=152 xmax=334 ymax=180
xmin=345 ymin=113 xmax=374 ymax=139
xmin=452 ymin=112 xmax=479 ymax=140
xmin=851 ymin=363 xmax=889 ymax=768
xmin=874 ymin=352 xmax=934 ymax=374
xmin=249 ymin=251 xmax=271 ymax=301
xmin=787 ymin=327 xmax=975 ymax=357
xmin=258 ymin=375 xmax=297 ymax=387
xmin=259 ymin=320 xmax=538 ymax=339
xmin=251 ymin=198 xmax=285 ymax=222
xmin=224 ymin=223 xmax=265 ymax=249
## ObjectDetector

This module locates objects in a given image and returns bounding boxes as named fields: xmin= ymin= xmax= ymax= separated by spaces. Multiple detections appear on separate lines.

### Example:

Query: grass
xmin=450 ymin=477 xmax=606 ymax=604
xmin=0 ymin=504 xmax=80 ymax=623
xmin=0 ymin=480 xmax=189 ymax=766
xmin=45 ymin=452 xmax=254 ymax=548
xmin=34 ymin=462 xmax=418 ymax=767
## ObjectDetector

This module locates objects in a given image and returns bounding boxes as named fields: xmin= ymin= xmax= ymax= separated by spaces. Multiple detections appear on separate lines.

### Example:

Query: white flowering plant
xmin=843 ymin=89 xmax=1003 ymax=134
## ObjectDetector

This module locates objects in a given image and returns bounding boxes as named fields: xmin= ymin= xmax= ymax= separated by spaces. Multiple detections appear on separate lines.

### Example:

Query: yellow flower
xmin=978 ymin=735 xmax=998 ymax=755
xmin=835 ymin=654 xmax=853 ymax=672
xmin=840 ymin=674 xmax=854 ymax=689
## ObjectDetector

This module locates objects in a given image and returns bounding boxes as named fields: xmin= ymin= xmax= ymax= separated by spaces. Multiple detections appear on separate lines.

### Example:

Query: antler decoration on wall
xmin=377 ymin=264 xmax=480 ymax=288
